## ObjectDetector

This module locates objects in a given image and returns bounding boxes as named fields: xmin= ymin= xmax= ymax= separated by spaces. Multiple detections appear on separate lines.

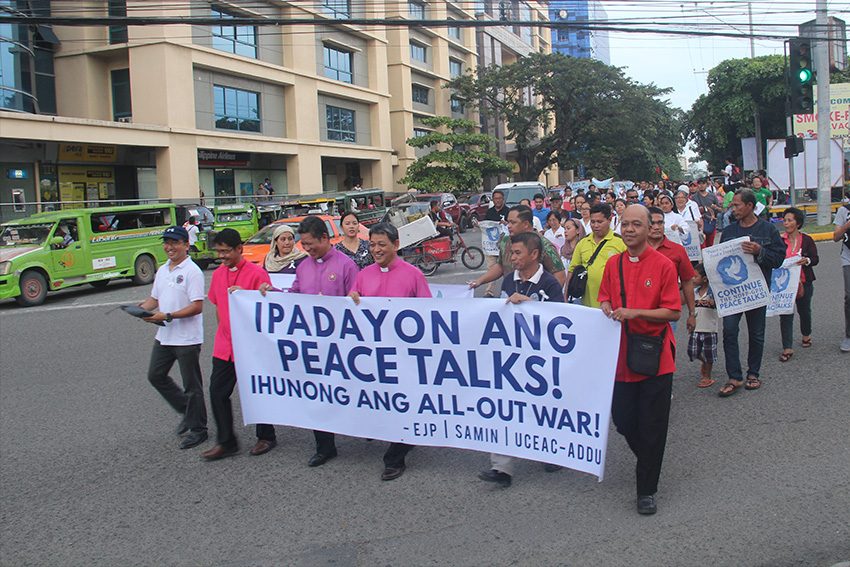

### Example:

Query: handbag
xmin=567 ymin=238 xmax=607 ymax=300
xmin=619 ymin=254 xmax=667 ymax=376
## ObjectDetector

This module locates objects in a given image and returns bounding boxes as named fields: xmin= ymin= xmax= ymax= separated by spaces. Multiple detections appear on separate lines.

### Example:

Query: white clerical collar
xmin=628 ymin=255 xmax=640 ymax=263
xmin=514 ymin=263 xmax=544 ymax=283
xmin=380 ymin=266 xmax=389 ymax=273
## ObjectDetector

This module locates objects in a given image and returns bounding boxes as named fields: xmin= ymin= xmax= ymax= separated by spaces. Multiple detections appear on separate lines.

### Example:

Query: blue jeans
xmin=722 ymin=306 xmax=767 ymax=381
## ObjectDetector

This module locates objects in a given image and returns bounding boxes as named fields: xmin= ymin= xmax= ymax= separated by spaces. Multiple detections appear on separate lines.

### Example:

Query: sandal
xmin=779 ymin=351 xmax=794 ymax=362
xmin=802 ymin=337 xmax=812 ymax=348
xmin=718 ymin=381 xmax=742 ymax=397
xmin=698 ymin=377 xmax=716 ymax=388
xmin=745 ymin=377 xmax=762 ymax=390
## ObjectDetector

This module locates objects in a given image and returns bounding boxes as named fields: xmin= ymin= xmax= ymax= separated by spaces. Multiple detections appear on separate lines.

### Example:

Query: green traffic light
xmin=799 ymin=68 xmax=813 ymax=84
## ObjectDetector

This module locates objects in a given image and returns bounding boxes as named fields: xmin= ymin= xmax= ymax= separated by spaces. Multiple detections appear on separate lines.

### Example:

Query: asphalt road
xmin=1 ymin=234 xmax=849 ymax=567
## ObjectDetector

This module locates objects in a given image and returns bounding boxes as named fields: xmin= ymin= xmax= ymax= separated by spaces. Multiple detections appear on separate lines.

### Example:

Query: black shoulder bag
xmin=842 ymin=204 xmax=850 ymax=252
xmin=567 ymin=239 xmax=607 ymax=300
xmin=618 ymin=254 xmax=667 ymax=376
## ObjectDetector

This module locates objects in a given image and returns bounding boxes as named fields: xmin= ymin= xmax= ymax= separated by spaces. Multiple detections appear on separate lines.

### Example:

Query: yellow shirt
xmin=568 ymin=230 xmax=626 ymax=308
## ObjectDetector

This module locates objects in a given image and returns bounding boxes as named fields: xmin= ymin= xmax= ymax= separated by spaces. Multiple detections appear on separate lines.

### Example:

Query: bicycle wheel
xmin=461 ymin=246 xmax=485 ymax=270
xmin=415 ymin=253 xmax=439 ymax=276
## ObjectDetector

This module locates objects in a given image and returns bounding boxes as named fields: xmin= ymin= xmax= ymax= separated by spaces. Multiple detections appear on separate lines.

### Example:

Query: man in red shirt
xmin=201 ymin=229 xmax=275 ymax=461
xmin=598 ymin=205 xmax=681 ymax=515
xmin=648 ymin=206 xmax=696 ymax=334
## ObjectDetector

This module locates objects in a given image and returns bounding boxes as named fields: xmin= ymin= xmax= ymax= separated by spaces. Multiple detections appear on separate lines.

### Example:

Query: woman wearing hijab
xmin=264 ymin=224 xmax=307 ymax=273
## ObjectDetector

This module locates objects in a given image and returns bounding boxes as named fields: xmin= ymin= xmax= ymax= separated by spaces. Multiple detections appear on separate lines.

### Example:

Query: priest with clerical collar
xmin=348 ymin=222 xmax=431 ymax=481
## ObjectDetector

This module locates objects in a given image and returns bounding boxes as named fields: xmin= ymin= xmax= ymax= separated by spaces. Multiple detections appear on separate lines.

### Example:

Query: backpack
xmin=729 ymin=165 xmax=742 ymax=183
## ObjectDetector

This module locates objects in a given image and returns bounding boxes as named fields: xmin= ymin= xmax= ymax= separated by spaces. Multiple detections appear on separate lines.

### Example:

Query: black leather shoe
xmin=543 ymin=463 xmax=562 ymax=473
xmin=179 ymin=431 xmax=207 ymax=450
xmin=478 ymin=469 xmax=512 ymax=487
xmin=381 ymin=465 xmax=406 ymax=481
xmin=175 ymin=418 xmax=189 ymax=436
xmin=637 ymin=494 xmax=657 ymax=515
xmin=308 ymin=451 xmax=338 ymax=467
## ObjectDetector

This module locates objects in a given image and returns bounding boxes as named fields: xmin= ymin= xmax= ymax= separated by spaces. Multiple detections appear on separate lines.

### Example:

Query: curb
xmin=811 ymin=231 xmax=836 ymax=242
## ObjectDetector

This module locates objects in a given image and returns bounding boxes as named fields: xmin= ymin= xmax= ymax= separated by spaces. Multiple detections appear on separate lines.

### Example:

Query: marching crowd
xmin=136 ymin=171 xmax=850 ymax=516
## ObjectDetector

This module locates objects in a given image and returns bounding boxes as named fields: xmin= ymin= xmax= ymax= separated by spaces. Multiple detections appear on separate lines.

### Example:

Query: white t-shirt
xmin=579 ymin=218 xmax=592 ymax=235
xmin=151 ymin=257 xmax=205 ymax=346
xmin=544 ymin=226 xmax=565 ymax=251
xmin=532 ymin=216 xmax=544 ymax=233
xmin=693 ymin=287 xmax=720 ymax=333
xmin=186 ymin=224 xmax=199 ymax=247
xmin=678 ymin=200 xmax=702 ymax=223
xmin=664 ymin=211 xmax=687 ymax=233
xmin=724 ymin=163 xmax=733 ymax=184
xmin=835 ymin=205 xmax=850 ymax=266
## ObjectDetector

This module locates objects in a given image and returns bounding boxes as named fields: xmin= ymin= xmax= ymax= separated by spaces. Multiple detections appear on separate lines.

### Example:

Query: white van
xmin=492 ymin=182 xmax=547 ymax=206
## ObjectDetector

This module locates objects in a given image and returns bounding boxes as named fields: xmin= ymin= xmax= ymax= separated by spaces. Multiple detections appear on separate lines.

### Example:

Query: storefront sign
xmin=58 ymin=144 xmax=118 ymax=163
xmin=197 ymin=150 xmax=250 ymax=166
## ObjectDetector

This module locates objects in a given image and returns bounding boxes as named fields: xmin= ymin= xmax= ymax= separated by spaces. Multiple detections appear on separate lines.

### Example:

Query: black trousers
xmin=611 ymin=373 xmax=673 ymax=496
xmin=147 ymin=341 xmax=206 ymax=432
xmin=209 ymin=357 xmax=275 ymax=449
xmin=313 ymin=430 xmax=336 ymax=455
xmin=383 ymin=443 xmax=413 ymax=468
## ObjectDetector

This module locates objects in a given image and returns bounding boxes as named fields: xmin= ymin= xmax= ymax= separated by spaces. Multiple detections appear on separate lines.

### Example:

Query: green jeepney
xmin=0 ymin=204 xmax=174 ymax=306
xmin=212 ymin=203 xmax=259 ymax=241
xmin=176 ymin=204 xmax=217 ymax=270
xmin=331 ymin=189 xmax=386 ymax=225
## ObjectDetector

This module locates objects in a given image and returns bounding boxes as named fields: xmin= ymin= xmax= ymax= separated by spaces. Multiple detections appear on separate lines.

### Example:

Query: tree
xmin=448 ymin=52 xmax=683 ymax=182
xmin=399 ymin=116 xmax=513 ymax=194
xmin=683 ymin=56 xmax=787 ymax=170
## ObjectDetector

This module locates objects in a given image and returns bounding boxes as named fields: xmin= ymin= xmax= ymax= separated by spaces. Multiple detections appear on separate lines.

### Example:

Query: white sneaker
xmin=841 ymin=337 xmax=850 ymax=353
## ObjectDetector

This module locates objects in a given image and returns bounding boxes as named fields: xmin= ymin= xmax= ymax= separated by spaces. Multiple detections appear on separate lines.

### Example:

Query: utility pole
xmin=815 ymin=0 xmax=831 ymax=224
xmin=749 ymin=2 xmax=764 ymax=170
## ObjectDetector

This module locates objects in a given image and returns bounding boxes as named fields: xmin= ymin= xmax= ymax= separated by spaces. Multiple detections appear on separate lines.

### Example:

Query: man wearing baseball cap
xmin=138 ymin=226 xmax=208 ymax=449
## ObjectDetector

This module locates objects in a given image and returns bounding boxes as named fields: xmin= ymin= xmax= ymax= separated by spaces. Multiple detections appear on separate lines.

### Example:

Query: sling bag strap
xmin=585 ymin=237 xmax=608 ymax=268
xmin=618 ymin=253 xmax=667 ymax=341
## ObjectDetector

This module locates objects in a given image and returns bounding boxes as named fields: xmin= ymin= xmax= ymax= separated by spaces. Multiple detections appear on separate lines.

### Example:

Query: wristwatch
xmin=165 ymin=313 xmax=173 ymax=323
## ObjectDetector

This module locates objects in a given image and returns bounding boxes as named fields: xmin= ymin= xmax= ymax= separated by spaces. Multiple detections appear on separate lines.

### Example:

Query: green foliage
xmin=683 ymin=55 xmax=787 ymax=169
xmin=399 ymin=116 xmax=514 ymax=194
xmin=448 ymin=52 xmax=683 ymax=181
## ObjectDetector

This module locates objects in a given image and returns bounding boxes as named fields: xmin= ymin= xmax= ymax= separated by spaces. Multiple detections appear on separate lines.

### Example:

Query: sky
xmin=604 ymin=0 xmax=850 ymax=112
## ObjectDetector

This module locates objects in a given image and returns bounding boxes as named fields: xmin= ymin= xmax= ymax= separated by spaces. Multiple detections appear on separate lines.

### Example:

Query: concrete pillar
xmin=287 ymin=150 xmax=322 ymax=196
xmin=155 ymin=138 xmax=199 ymax=201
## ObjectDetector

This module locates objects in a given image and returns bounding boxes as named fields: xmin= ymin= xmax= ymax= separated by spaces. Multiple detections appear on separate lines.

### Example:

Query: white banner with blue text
xmin=229 ymin=293 xmax=621 ymax=479
xmin=766 ymin=256 xmax=802 ymax=317
xmin=702 ymin=237 xmax=770 ymax=317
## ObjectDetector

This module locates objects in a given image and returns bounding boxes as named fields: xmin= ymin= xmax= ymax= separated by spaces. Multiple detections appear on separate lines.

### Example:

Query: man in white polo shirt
xmin=138 ymin=226 xmax=207 ymax=450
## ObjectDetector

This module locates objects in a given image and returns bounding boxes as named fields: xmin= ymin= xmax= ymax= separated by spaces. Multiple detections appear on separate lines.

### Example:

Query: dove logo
xmin=717 ymin=255 xmax=748 ymax=286
xmin=485 ymin=227 xmax=502 ymax=241
xmin=771 ymin=268 xmax=791 ymax=292
xmin=680 ymin=229 xmax=692 ymax=246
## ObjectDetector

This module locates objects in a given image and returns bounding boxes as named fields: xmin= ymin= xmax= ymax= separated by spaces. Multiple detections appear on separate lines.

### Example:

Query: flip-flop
xmin=802 ymin=338 xmax=812 ymax=348
xmin=698 ymin=378 xmax=716 ymax=388
xmin=745 ymin=377 xmax=762 ymax=390
xmin=718 ymin=381 xmax=742 ymax=397
xmin=779 ymin=352 xmax=794 ymax=362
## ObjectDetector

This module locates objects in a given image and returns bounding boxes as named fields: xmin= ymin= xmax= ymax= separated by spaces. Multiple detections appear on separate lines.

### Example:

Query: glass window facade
xmin=323 ymin=0 xmax=351 ymax=19
xmin=213 ymin=85 xmax=261 ymax=132
xmin=450 ymin=97 xmax=464 ymax=113
xmin=211 ymin=7 xmax=258 ymax=59
xmin=449 ymin=58 xmax=463 ymax=78
xmin=326 ymin=105 xmax=356 ymax=143
xmin=111 ymin=68 xmax=131 ymax=120
xmin=412 ymin=85 xmax=429 ymax=105
xmin=1 ymin=1 xmax=56 ymax=114
xmin=447 ymin=22 xmax=461 ymax=40
xmin=413 ymin=128 xmax=430 ymax=138
xmin=409 ymin=1 xmax=425 ymax=19
xmin=410 ymin=41 xmax=427 ymax=63
xmin=323 ymin=45 xmax=353 ymax=83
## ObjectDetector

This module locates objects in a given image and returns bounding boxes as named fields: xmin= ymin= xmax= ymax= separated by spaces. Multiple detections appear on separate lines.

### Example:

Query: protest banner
xmin=229 ymin=293 xmax=621 ymax=479
xmin=665 ymin=227 xmax=682 ymax=246
xmin=479 ymin=221 xmax=503 ymax=256
xmin=681 ymin=220 xmax=702 ymax=262
xmin=702 ymin=237 xmax=770 ymax=317
xmin=269 ymin=274 xmax=472 ymax=299
xmin=766 ymin=256 xmax=802 ymax=317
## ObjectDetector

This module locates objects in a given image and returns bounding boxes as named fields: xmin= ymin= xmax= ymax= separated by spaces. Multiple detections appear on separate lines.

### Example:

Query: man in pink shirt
xmin=201 ymin=229 xmax=275 ymax=461
xmin=260 ymin=216 xmax=358 ymax=467
xmin=349 ymin=223 xmax=431 ymax=480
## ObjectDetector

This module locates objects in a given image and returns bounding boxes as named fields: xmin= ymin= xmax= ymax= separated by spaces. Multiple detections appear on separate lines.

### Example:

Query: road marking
xmin=0 ymin=300 xmax=137 ymax=316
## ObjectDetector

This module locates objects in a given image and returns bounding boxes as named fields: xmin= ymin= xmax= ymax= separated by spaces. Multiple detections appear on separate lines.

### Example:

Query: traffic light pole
xmin=815 ymin=0 xmax=832 ymax=225
xmin=787 ymin=112 xmax=797 ymax=206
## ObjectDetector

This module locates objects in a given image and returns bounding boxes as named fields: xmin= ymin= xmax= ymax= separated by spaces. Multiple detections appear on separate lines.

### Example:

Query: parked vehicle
xmin=212 ymin=203 xmax=259 ymax=241
xmin=241 ymin=215 xmax=369 ymax=266
xmin=400 ymin=226 xmax=484 ymax=276
xmin=334 ymin=189 xmax=387 ymax=225
xmin=0 ymin=204 xmax=174 ymax=306
xmin=176 ymin=204 xmax=217 ymax=270
xmin=493 ymin=181 xmax=546 ymax=206
xmin=466 ymin=192 xmax=492 ymax=226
